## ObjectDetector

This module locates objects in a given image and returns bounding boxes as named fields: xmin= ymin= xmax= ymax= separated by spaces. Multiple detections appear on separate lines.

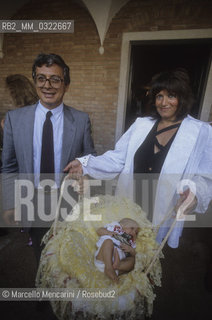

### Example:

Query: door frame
xmin=115 ymin=29 xmax=212 ymax=141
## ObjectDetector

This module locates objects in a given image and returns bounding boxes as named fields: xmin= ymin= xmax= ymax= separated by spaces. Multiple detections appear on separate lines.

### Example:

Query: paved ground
xmin=152 ymin=227 xmax=212 ymax=320
xmin=0 ymin=211 xmax=212 ymax=320
xmin=0 ymin=229 xmax=57 ymax=320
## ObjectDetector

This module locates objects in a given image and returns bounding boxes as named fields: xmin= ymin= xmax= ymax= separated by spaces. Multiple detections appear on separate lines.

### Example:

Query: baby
xmin=94 ymin=218 xmax=140 ymax=283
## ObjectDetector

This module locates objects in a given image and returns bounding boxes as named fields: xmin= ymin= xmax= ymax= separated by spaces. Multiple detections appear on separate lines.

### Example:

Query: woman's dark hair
xmin=6 ymin=74 xmax=38 ymax=107
xmin=32 ymin=53 xmax=70 ymax=85
xmin=147 ymin=68 xmax=194 ymax=121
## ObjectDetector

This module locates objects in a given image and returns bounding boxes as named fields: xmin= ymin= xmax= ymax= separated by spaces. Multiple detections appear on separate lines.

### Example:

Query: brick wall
xmin=0 ymin=0 xmax=212 ymax=153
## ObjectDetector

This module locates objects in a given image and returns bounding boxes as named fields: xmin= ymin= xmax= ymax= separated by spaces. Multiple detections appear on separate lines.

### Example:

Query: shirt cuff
xmin=77 ymin=155 xmax=90 ymax=176
xmin=77 ymin=155 xmax=90 ymax=167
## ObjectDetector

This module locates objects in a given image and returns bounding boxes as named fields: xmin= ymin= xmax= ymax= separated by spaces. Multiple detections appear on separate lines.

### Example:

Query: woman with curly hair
xmin=66 ymin=68 xmax=212 ymax=249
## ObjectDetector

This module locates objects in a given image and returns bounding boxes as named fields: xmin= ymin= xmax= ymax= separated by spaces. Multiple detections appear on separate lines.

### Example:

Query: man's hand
xmin=175 ymin=188 xmax=197 ymax=219
xmin=64 ymin=159 xmax=83 ymax=178
xmin=2 ymin=209 xmax=18 ymax=226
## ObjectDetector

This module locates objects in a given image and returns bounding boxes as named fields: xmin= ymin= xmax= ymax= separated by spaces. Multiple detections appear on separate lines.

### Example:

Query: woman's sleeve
xmin=192 ymin=125 xmax=212 ymax=213
xmin=78 ymin=121 xmax=136 ymax=180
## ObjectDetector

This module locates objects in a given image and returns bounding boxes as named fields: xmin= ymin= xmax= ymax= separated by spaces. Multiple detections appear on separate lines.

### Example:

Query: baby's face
xmin=122 ymin=226 xmax=139 ymax=241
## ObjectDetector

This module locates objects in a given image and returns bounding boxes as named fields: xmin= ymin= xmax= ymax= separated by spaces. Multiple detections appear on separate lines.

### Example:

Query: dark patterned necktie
xmin=40 ymin=111 xmax=55 ymax=178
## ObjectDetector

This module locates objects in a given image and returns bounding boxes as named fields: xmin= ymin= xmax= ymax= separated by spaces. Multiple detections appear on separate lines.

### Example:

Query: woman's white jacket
xmin=80 ymin=115 xmax=212 ymax=247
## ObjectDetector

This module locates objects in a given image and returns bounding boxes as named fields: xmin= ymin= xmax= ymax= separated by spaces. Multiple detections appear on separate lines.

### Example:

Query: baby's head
xmin=119 ymin=218 xmax=140 ymax=241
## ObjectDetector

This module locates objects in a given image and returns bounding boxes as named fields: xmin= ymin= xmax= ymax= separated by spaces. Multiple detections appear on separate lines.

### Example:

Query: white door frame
xmin=116 ymin=29 xmax=212 ymax=141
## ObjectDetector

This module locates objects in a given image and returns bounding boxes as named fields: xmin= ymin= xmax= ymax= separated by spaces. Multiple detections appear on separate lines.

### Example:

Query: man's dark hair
xmin=32 ymin=53 xmax=70 ymax=85
xmin=146 ymin=68 xmax=194 ymax=121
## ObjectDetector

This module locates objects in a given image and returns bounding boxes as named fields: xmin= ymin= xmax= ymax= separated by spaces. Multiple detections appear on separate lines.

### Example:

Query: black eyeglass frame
xmin=35 ymin=75 xmax=64 ymax=88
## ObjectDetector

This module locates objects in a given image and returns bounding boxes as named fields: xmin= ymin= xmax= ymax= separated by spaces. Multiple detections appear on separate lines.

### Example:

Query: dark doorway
xmin=125 ymin=39 xmax=212 ymax=130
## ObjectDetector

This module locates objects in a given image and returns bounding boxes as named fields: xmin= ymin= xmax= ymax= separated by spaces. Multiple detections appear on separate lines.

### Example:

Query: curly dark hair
xmin=147 ymin=68 xmax=194 ymax=121
xmin=32 ymin=53 xmax=70 ymax=86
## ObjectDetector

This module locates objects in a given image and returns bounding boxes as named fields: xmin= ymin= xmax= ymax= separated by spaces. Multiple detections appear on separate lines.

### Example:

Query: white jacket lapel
xmin=153 ymin=116 xmax=202 ymax=224
xmin=117 ymin=117 xmax=156 ymax=199
xmin=161 ymin=116 xmax=202 ymax=174
xmin=126 ymin=117 xmax=156 ymax=162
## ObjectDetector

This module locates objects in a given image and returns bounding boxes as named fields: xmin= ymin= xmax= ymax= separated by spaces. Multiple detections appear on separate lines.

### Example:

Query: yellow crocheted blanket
xmin=36 ymin=195 xmax=163 ymax=319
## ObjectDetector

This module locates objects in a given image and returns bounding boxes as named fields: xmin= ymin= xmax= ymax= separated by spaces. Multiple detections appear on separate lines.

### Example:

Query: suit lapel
xmin=60 ymin=105 xmax=76 ymax=171
xmin=23 ymin=105 xmax=37 ymax=173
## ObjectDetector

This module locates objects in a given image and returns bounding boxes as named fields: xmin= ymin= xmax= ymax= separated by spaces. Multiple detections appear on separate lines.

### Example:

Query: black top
xmin=134 ymin=121 xmax=181 ymax=174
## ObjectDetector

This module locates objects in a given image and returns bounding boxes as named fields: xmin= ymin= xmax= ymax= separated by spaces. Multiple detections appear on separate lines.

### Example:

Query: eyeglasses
xmin=35 ymin=75 xmax=64 ymax=88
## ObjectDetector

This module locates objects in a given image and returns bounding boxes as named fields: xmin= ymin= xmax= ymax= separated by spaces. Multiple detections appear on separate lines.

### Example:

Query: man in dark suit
xmin=1 ymin=53 xmax=96 ymax=259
